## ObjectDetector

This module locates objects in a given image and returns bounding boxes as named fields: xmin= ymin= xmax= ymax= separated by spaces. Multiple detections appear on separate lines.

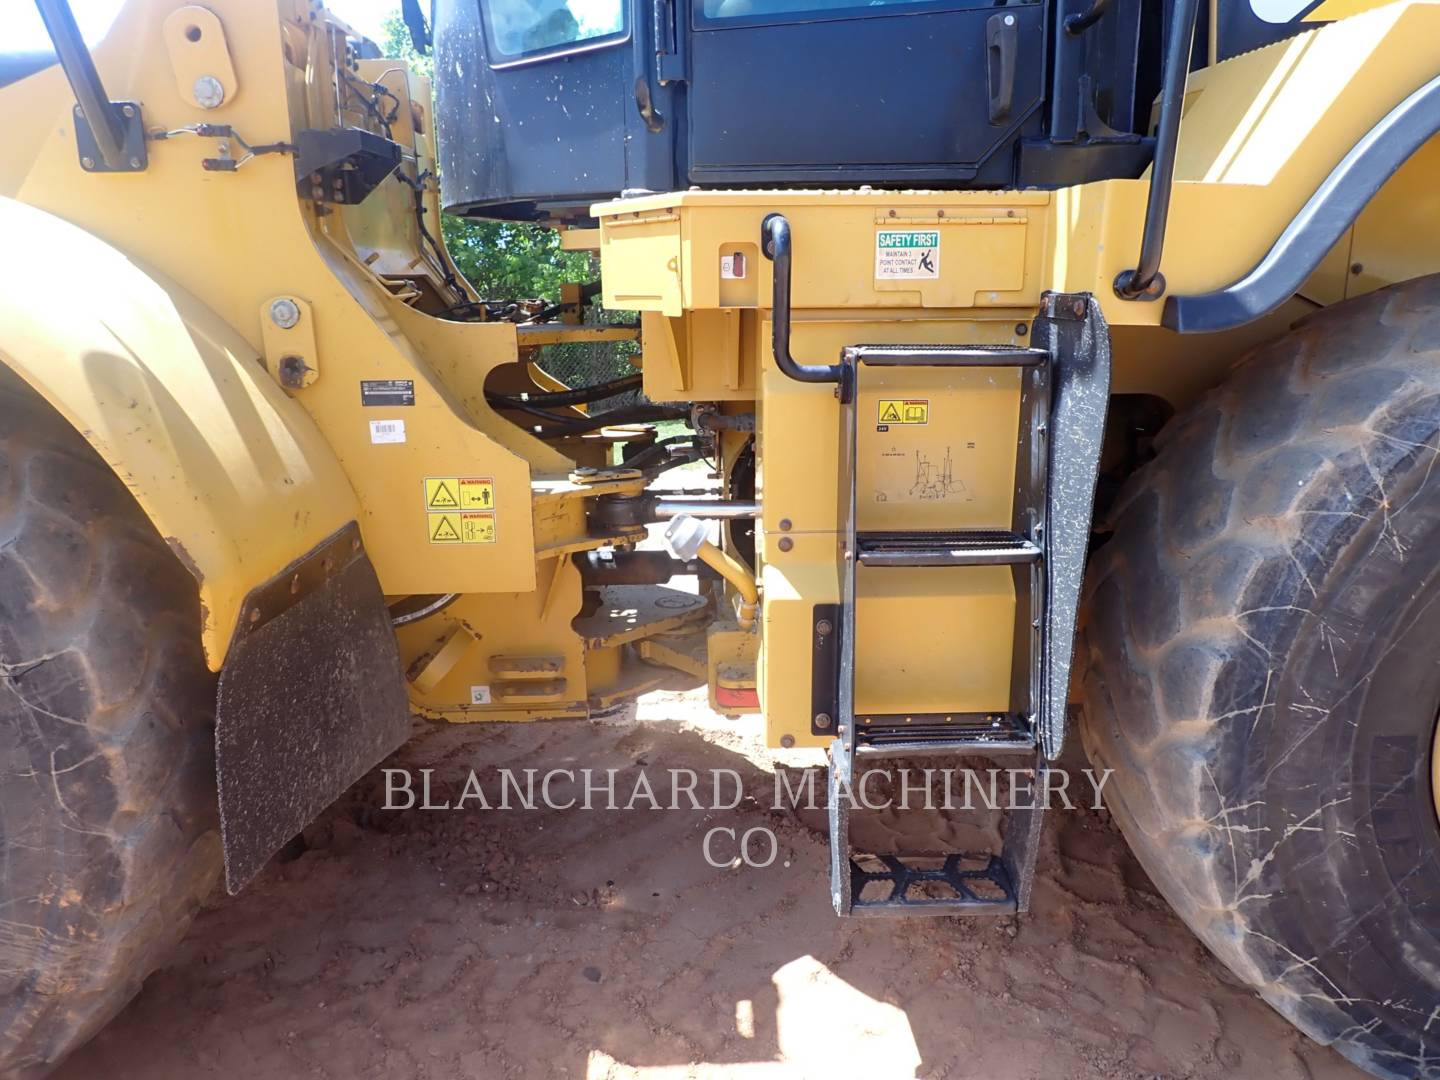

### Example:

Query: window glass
xmin=482 ymin=0 xmax=626 ymax=61
xmin=699 ymin=0 xmax=939 ymax=21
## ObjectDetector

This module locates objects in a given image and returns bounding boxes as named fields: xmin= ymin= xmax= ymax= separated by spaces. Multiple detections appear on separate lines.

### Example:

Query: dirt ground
xmin=56 ymin=688 xmax=1370 ymax=1080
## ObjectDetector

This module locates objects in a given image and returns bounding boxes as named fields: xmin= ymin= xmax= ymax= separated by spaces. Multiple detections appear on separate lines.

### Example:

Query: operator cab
xmin=432 ymin=0 xmax=1316 ymax=223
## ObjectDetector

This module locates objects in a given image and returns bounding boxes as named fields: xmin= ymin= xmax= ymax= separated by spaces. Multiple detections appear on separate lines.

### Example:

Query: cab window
xmin=481 ymin=0 xmax=626 ymax=63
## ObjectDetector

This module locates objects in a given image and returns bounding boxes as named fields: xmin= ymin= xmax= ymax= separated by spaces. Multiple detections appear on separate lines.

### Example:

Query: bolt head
xmin=780 ymin=734 xmax=796 ymax=749
xmin=777 ymin=537 xmax=794 ymax=553
xmin=193 ymin=75 xmax=225 ymax=109
xmin=778 ymin=518 xmax=792 ymax=532
xmin=122 ymin=104 xmax=136 ymax=118
xmin=815 ymin=619 xmax=833 ymax=636
xmin=814 ymin=713 xmax=832 ymax=731
xmin=269 ymin=298 xmax=302 ymax=329
xmin=80 ymin=156 xmax=95 ymax=170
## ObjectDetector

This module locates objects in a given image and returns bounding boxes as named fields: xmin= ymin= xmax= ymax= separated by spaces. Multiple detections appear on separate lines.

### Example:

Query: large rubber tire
xmin=1081 ymin=276 xmax=1440 ymax=1079
xmin=0 ymin=369 xmax=221 ymax=1076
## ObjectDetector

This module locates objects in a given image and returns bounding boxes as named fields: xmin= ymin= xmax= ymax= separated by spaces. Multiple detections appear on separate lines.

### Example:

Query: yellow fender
xmin=0 ymin=196 xmax=358 ymax=668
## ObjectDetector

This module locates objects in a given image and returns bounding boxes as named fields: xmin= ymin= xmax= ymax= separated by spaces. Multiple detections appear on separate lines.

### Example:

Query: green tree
xmin=380 ymin=12 xmax=593 ymax=303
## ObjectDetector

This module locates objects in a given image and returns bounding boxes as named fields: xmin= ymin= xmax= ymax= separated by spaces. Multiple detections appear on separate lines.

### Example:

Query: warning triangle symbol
xmin=431 ymin=515 xmax=460 ymax=541
xmin=429 ymin=481 xmax=459 ymax=509
xmin=880 ymin=402 xmax=902 ymax=422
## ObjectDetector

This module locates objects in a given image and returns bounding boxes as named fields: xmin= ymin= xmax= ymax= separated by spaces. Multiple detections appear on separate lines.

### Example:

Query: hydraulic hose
xmin=487 ymin=372 xmax=642 ymax=409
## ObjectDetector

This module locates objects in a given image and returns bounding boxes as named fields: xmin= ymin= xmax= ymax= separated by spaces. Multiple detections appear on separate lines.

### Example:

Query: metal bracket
xmin=293 ymin=127 xmax=402 ymax=205
xmin=74 ymin=101 xmax=147 ymax=172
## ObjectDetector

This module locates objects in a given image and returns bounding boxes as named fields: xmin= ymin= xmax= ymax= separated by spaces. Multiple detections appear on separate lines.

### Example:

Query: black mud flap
xmin=216 ymin=522 xmax=410 ymax=893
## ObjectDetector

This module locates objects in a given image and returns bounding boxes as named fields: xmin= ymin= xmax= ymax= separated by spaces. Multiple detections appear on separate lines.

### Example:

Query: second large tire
xmin=1082 ymin=276 xmax=1440 ymax=1079
xmin=0 ymin=369 xmax=222 ymax=1076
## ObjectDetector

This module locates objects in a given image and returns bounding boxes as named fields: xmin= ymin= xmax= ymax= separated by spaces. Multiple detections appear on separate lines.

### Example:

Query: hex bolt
xmin=269 ymin=298 xmax=302 ymax=329
xmin=780 ymin=734 xmax=796 ymax=749
xmin=193 ymin=75 xmax=225 ymax=109
xmin=80 ymin=156 xmax=95 ymax=170
xmin=814 ymin=713 xmax=833 ymax=731
xmin=121 ymin=104 xmax=135 ymax=118
xmin=128 ymin=157 xmax=141 ymax=169
xmin=815 ymin=619 xmax=833 ymax=636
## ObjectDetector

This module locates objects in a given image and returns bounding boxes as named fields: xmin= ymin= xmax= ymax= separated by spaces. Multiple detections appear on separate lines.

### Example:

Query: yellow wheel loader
xmin=2 ymin=0 xmax=1439 ymax=1073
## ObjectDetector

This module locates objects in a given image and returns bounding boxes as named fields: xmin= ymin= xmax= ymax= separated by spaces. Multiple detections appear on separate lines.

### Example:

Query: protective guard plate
xmin=1033 ymin=294 xmax=1111 ymax=758
xmin=216 ymin=522 xmax=410 ymax=892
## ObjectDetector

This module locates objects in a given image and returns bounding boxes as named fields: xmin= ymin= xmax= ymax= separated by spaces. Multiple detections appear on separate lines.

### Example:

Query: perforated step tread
xmin=856 ymin=529 xmax=1041 ymax=567
xmin=844 ymin=343 xmax=1047 ymax=367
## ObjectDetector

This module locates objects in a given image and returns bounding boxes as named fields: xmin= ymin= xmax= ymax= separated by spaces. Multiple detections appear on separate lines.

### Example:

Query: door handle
xmin=986 ymin=11 xmax=1018 ymax=125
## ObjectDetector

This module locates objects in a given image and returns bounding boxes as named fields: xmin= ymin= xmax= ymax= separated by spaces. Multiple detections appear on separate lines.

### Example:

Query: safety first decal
xmin=424 ymin=476 xmax=497 ymax=544
xmin=875 ymin=230 xmax=940 ymax=280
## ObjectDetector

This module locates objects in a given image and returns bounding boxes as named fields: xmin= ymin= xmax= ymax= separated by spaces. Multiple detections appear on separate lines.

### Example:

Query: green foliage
xmin=379 ymin=11 xmax=593 ymax=303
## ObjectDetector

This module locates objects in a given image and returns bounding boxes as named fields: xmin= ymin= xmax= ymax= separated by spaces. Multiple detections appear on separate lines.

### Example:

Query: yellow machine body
xmin=1 ymin=0 xmax=1438 ymax=738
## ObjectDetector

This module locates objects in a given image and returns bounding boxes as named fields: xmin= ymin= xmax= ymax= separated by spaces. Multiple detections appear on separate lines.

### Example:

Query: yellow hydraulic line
xmin=695 ymin=540 xmax=758 ymax=631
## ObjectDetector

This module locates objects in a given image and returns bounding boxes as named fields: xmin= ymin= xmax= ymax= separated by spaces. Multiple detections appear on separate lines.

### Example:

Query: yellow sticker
xmin=878 ymin=399 xmax=929 ymax=425
xmin=428 ymin=511 xmax=496 ymax=544
xmin=425 ymin=476 xmax=495 ymax=511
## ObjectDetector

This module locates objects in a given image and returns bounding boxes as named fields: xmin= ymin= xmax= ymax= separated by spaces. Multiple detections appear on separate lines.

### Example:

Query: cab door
xmin=433 ymin=0 xmax=679 ymax=220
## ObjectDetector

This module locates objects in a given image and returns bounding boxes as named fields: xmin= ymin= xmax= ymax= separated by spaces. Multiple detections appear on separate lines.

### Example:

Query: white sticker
xmin=720 ymin=252 xmax=747 ymax=279
xmin=875 ymin=230 xmax=941 ymax=280
xmin=470 ymin=685 xmax=492 ymax=705
xmin=369 ymin=418 xmax=406 ymax=444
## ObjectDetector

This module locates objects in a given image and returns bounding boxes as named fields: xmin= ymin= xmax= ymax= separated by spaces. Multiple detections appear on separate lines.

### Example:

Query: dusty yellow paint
xmin=0 ymin=197 xmax=356 ymax=668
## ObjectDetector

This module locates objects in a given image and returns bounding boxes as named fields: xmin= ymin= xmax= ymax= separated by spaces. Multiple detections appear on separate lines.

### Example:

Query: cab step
xmin=853 ymin=711 xmax=1036 ymax=756
xmin=856 ymin=529 xmax=1040 ymax=567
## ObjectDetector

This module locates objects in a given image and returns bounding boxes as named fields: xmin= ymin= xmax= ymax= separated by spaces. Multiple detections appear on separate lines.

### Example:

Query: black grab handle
xmin=760 ymin=214 xmax=844 ymax=385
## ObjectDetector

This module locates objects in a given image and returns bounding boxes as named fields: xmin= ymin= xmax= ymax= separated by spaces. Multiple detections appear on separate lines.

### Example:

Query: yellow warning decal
xmin=877 ymin=399 xmax=929 ymax=425
xmin=425 ymin=476 xmax=496 ymax=511
xmin=428 ymin=511 xmax=497 ymax=545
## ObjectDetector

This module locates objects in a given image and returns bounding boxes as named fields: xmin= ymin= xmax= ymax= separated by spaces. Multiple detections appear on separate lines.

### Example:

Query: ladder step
xmin=855 ymin=712 xmax=1037 ymax=756
xmin=847 ymin=854 xmax=1017 ymax=917
xmin=844 ymin=343 xmax=1048 ymax=368
xmin=856 ymin=530 xmax=1040 ymax=567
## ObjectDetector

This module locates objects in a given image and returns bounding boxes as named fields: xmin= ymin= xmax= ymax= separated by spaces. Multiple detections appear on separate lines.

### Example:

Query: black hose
xmin=509 ymin=402 xmax=687 ymax=436
xmin=487 ymin=373 xmax=641 ymax=409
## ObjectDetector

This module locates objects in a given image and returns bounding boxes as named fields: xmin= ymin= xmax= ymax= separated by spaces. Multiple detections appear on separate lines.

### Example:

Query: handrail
xmin=34 ymin=0 xmax=127 ymax=169
xmin=760 ymin=214 xmax=844 ymax=384
xmin=1113 ymin=0 xmax=1201 ymax=300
